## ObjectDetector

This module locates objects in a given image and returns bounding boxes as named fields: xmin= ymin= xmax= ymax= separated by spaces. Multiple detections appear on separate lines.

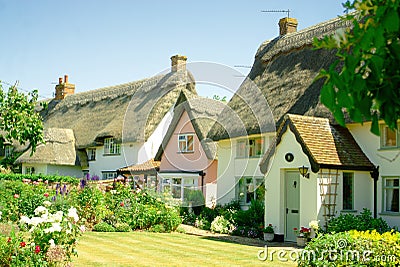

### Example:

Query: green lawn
xmin=73 ymin=232 xmax=298 ymax=266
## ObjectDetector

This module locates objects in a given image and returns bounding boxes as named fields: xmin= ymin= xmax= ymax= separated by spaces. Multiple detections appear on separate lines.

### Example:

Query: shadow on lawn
xmin=188 ymin=233 xmax=295 ymax=248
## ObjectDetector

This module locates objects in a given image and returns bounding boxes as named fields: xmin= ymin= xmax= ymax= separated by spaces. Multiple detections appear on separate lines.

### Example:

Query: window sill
xmin=235 ymin=155 xmax=263 ymax=159
xmin=379 ymin=212 xmax=400 ymax=216
xmin=103 ymin=153 xmax=121 ymax=156
xmin=378 ymin=147 xmax=400 ymax=151
xmin=340 ymin=209 xmax=357 ymax=213
xmin=177 ymin=151 xmax=194 ymax=154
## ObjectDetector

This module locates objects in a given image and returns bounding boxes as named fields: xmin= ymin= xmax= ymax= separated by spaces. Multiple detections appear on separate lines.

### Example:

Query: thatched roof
xmin=40 ymin=71 xmax=197 ymax=148
xmin=15 ymin=128 xmax=86 ymax=166
xmin=117 ymin=158 xmax=160 ymax=175
xmin=208 ymin=16 xmax=352 ymax=141
xmin=155 ymin=93 xmax=225 ymax=161
xmin=260 ymin=114 xmax=374 ymax=174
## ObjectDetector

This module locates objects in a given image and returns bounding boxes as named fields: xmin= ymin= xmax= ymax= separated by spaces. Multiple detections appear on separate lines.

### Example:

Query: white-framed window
xmin=102 ymin=171 xmax=117 ymax=180
xmin=4 ymin=145 xmax=13 ymax=158
xmin=237 ymin=137 xmax=264 ymax=157
xmin=178 ymin=134 xmax=194 ymax=153
xmin=161 ymin=176 xmax=198 ymax=200
xmin=381 ymin=125 xmax=399 ymax=148
xmin=104 ymin=137 xmax=121 ymax=155
xmin=87 ymin=148 xmax=96 ymax=161
xmin=25 ymin=166 xmax=35 ymax=175
xmin=342 ymin=172 xmax=354 ymax=210
xmin=383 ymin=177 xmax=399 ymax=213
xmin=237 ymin=177 xmax=264 ymax=204
xmin=146 ymin=175 xmax=157 ymax=190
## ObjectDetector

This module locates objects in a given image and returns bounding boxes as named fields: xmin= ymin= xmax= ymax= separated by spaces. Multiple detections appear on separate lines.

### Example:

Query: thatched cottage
xmin=17 ymin=55 xmax=198 ymax=180
xmin=208 ymin=15 xmax=399 ymax=240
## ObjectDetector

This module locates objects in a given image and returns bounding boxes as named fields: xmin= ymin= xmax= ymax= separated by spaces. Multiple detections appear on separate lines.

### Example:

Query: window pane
xmin=237 ymin=141 xmax=246 ymax=157
xmin=343 ymin=173 xmax=353 ymax=210
xmin=187 ymin=135 xmax=194 ymax=151
xmin=383 ymin=127 xmax=397 ymax=147
xmin=248 ymin=139 xmax=255 ymax=156
xmin=255 ymin=138 xmax=263 ymax=156
xmin=385 ymin=178 xmax=399 ymax=212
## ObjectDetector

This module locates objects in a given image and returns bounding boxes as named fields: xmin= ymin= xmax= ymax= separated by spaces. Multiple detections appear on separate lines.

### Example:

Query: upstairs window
xmin=178 ymin=134 xmax=194 ymax=153
xmin=104 ymin=138 xmax=120 ymax=155
xmin=237 ymin=137 xmax=264 ymax=157
xmin=381 ymin=125 xmax=399 ymax=148
xmin=4 ymin=145 xmax=13 ymax=158
xmin=87 ymin=148 xmax=96 ymax=161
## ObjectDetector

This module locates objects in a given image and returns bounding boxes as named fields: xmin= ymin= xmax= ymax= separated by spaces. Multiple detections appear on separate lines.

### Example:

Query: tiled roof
xmin=260 ymin=114 xmax=374 ymax=173
xmin=117 ymin=158 xmax=160 ymax=174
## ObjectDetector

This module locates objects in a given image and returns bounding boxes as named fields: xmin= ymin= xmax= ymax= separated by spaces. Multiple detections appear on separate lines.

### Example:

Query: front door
xmin=285 ymin=171 xmax=300 ymax=242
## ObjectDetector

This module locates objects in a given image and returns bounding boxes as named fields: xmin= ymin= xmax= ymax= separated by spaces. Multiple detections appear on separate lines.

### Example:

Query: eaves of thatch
xmin=15 ymin=128 xmax=86 ymax=167
xmin=40 ymin=71 xmax=197 ymax=149
xmin=260 ymin=114 xmax=374 ymax=174
xmin=208 ymin=16 xmax=352 ymax=141
xmin=155 ymin=92 xmax=225 ymax=161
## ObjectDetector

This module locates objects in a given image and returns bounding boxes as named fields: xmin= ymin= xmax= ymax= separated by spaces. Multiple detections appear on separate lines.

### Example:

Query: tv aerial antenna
xmin=261 ymin=9 xmax=291 ymax=18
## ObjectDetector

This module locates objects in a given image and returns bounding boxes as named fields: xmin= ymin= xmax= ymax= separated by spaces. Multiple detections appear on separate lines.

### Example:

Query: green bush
xmin=298 ymin=230 xmax=400 ymax=266
xmin=93 ymin=222 xmax=115 ymax=232
xmin=0 ymin=173 xmax=79 ymax=184
xmin=211 ymin=216 xmax=232 ymax=234
xmin=148 ymin=224 xmax=166 ymax=233
xmin=327 ymin=208 xmax=390 ymax=234
xmin=114 ymin=223 xmax=131 ymax=232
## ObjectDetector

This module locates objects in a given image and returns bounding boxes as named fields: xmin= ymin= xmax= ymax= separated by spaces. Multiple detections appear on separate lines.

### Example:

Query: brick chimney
xmin=279 ymin=17 xmax=298 ymax=36
xmin=55 ymin=75 xmax=75 ymax=100
xmin=171 ymin=55 xmax=187 ymax=72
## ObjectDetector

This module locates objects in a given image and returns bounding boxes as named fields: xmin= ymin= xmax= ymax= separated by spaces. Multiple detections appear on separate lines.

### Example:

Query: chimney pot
xmin=55 ymin=74 xmax=75 ymax=100
xmin=58 ymin=77 xmax=63 ymax=84
xmin=279 ymin=17 xmax=298 ymax=36
xmin=64 ymin=75 xmax=69 ymax=84
xmin=171 ymin=55 xmax=187 ymax=72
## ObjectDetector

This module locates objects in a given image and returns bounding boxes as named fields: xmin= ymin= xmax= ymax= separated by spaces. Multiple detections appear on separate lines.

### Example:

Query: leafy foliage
xmin=314 ymin=0 xmax=400 ymax=134
xmin=93 ymin=222 xmax=115 ymax=232
xmin=327 ymin=208 xmax=390 ymax=234
xmin=0 ymin=83 xmax=45 ymax=153
xmin=0 ymin=173 xmax=79 ymax=185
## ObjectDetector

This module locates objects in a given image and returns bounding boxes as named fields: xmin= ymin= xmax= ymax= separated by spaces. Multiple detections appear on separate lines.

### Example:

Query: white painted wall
xmin=264 ymin=129 xmax=375 ymax=236
xmin=46 ymin=165 xmax=83 ymax=178
xmin=21 ymin=163 xmax=47 ymax=175
xmin=347 ymin=122 xmax=400 ymax=227
xmin=216 ymin=133 xmax=272 ymax=205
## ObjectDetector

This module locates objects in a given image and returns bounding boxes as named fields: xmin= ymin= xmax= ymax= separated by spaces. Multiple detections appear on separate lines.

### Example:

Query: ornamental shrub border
xmin=0 ymin=173 xmax=79 ymax=184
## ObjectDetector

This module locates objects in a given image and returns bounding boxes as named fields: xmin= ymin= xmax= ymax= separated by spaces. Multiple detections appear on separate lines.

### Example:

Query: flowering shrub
xmin=211 ymin=216 xmax=232 ymax=234
xmin=262 ymin=224 xmax=274 ymax=233
xmin=0 ymin=202 xmax=83 ymax=266
xmin=298 ymin=230 xmax=400 ymax=266
xmin=294 ymin=227 xmax=311 ymax=238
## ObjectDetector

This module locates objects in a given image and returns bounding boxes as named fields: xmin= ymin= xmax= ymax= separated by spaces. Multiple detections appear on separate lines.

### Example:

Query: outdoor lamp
xmin=298 ymin=165 xmax=310 ymax=178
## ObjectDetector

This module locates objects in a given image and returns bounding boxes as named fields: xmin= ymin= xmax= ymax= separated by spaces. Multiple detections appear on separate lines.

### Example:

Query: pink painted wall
xmin=160 ymin=110 xmax=217 ymax=183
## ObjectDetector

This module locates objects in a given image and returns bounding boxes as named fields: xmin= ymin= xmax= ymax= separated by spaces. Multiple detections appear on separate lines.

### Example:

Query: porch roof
xmin=260 ymin=114 xmax=374 ymax=174
xmin=117 ymin=158 xmax=160 ymax=175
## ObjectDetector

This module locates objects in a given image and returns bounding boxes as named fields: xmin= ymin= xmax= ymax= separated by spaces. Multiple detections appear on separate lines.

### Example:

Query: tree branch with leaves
xmin=0 ymin=82 xmax=44 ymax=154
xmin=314 ymin=0 xmax=400 ymax=135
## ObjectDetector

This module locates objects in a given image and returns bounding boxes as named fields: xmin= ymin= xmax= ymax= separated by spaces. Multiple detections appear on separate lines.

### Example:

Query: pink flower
xmin=13 ymin=194 xmax=19 ymax=199
xmin=35 ymin=245 xmax=40 ymax=254
xmin=120 ymin=202 xmax=124 ymax=207
xmin=44 ymin=193 xmax=49 ymax=197
xmin=20 ymin=242 xmax=26 ymax=247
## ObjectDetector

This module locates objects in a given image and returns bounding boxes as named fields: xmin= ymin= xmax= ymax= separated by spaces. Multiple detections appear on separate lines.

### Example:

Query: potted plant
xmin=262 ymin=224 xmax=274 ymax=242
xmin=294 ymin=227 xmax=311 ymax=247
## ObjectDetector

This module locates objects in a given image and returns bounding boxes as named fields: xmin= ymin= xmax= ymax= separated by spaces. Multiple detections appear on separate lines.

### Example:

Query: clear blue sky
xmin=0 ymin=0 xmax=345 ymax=99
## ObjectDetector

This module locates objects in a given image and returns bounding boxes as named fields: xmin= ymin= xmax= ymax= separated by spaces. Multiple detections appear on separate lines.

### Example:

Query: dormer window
xmin=4 ymin=145 xmax=13 ymax=158
xmin=178 ymin=134 xmax=194 ymax=153
xmin=104 ymin=138 xmax=121 ymax=155
xmin=381 ymin=124 xmax=399 ymax=148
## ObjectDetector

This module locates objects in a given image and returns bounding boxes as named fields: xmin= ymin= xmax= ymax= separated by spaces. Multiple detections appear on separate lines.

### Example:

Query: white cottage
xmin=17 ymin=55 xmax=198 ymax=179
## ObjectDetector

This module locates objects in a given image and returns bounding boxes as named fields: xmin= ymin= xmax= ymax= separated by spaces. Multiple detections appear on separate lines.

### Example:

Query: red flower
xmin=13 ymin=194 xmax=19 ymax=199
xmin=35 ymin=245 xmax=40 ymax=254
xmin=120 ymin=202 xmax=124 ymax=207
xmin=268 ymin=224 xmax=272 ymax=226
xmin=293 ymin=228 xmax=298 ymax=231
xmin=20 ymin=242 xmax=26 ymax=247
xmin=44 ymin=193 xmax=49 ymax=197
xmin=7 ymin=237 xmax=11 ymax=243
